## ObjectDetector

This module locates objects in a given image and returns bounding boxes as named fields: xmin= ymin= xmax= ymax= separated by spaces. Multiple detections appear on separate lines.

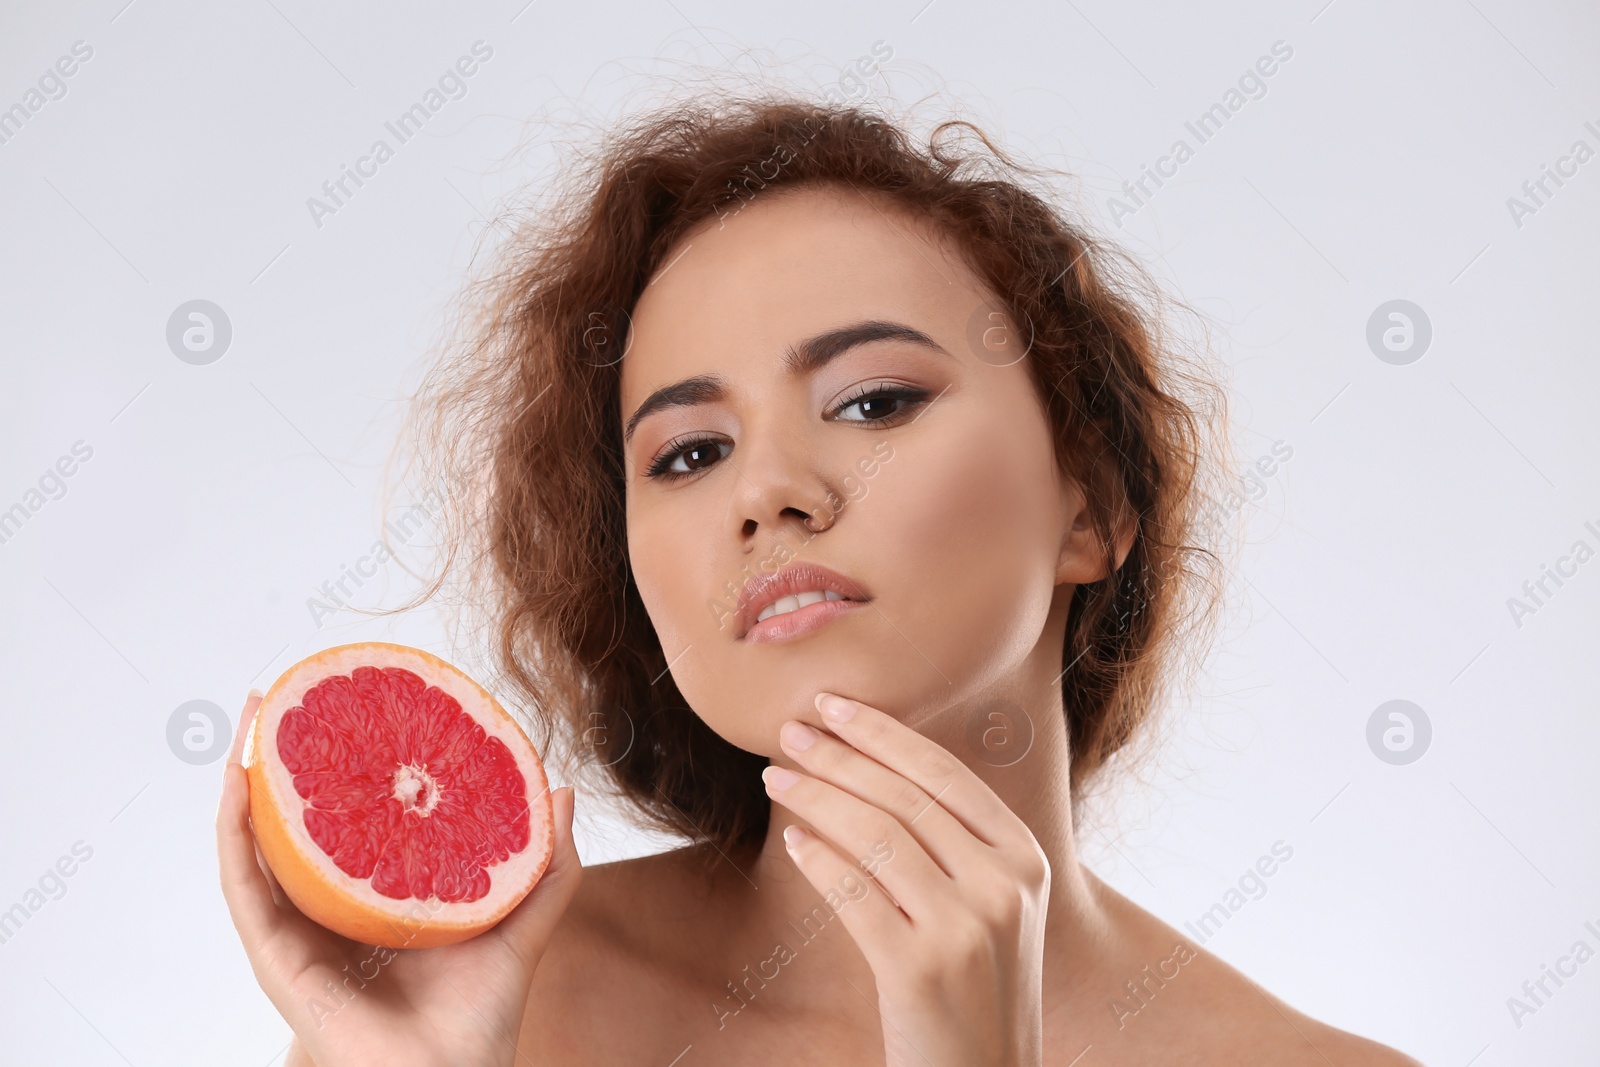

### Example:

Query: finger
xmin=215 ymin=761 xmax=285 ymax=949
xmin=779 ymin=821 xmax=911 ymax=958
xmin=763 ymin=764 xmax=946 ymax=920
xmin=814 ymin=693 xmax=1025 ymax=849
xmin=227 ymin=688 xmax=263 ymax=769
xmin=253 ymin=837 xmax=292 ymax=911
xmin=491 ymin=785 xmax=583 ymax=974
xmin=778 ymin=719 xmax=987 ymax=881
xmin=222 ymin=689 xmax=295 ymax=908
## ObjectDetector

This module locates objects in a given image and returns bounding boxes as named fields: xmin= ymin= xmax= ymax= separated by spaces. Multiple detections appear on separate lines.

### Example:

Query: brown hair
xmin=391 ymin=88 xmax=1226 ymax=862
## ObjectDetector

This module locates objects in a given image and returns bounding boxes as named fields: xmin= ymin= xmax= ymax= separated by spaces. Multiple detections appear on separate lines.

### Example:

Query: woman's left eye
xmin=831 ymin=385 xmax=929 ymax=423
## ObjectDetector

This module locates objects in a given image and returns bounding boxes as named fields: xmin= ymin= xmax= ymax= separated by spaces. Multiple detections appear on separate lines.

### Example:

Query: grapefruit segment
xmin=244 ymin=642 xmax=555 ymax=949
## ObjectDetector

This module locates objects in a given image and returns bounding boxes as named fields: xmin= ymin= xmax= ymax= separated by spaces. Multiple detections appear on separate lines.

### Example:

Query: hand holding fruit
xmin=216 ymin=645 xmax=584 ymax=1067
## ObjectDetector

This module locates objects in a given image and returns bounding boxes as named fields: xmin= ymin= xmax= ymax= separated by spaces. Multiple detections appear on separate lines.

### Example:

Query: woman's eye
xmin=647 ymin=438 xmax=730 ymax=479
xmin=832 ymin=386 xmax=927 ymax=423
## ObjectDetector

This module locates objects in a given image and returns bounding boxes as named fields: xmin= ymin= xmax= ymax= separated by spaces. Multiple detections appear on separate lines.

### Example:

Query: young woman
xmin=218 ymin=94 xmax=1424 ymax=1065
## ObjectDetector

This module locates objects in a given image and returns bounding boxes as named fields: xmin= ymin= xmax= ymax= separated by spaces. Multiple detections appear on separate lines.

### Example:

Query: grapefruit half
xmin=243 ymin=642 xmax=554 ymax=949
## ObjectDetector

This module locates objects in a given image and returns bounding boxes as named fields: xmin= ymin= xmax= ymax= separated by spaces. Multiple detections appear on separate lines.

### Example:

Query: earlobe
xmin=1055 ymin=526 xmax=1112 ymax=586
xmin=1054 ymin=489 xmax=1104 ymax=586
xmin=1054 ymin=486 xmax=1137 ymax=586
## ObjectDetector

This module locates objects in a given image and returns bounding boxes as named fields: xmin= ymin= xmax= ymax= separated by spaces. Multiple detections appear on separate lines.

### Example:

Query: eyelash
xmin=643 ymin=383 xmax=930 ymax=481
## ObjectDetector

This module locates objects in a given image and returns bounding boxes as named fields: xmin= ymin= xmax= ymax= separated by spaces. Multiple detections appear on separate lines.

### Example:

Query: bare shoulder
xmin=529 ymin=844 xmax=700 ymax=986
xmin=556 ymin=841 xmax=733 ymax=954
xmin=1216 ymin=957 xmax=1428 ymax=1066
xmin=1303 ymin=1025 xmax=1428 ymax=1066
xmin=1075 ymin=869 xmax=1426 ymax=1065
xmin=517 ymin=845 xmax=728 ymax=1061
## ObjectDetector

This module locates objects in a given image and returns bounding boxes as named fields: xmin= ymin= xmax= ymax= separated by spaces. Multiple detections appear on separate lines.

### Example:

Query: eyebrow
xmin=622 ymin=320 xmax=945 ymax=443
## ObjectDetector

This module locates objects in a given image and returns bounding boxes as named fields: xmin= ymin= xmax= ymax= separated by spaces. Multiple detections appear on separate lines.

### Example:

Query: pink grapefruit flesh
xmin=244 ymin=642 xmax=555 ymax=948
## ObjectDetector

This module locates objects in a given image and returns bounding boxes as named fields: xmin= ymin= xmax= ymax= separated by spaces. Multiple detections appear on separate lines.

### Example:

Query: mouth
xmin=735 ymin=562 xmax=872 ymax=644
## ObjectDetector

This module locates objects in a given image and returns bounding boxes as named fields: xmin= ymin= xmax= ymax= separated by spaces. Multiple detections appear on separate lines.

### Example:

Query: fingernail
xmin=783 ymin=824 xmax=807 ymax=849
xmin=816 ymin=693 xmax=856 ymax=723
xmin=248 ymin=688 xmax=263 ymax=700
xmin=780 ymin=720 xmax=819 ymax=752
xmin=763 ymin=765 xmax=800 ymax=791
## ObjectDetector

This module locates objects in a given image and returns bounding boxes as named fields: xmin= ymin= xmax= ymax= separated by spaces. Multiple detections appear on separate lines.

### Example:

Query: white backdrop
xmin=2 ymin=1 xmax=1597 ymax=1063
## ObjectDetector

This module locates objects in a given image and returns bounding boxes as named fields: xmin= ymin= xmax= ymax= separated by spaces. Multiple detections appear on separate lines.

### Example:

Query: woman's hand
xmin=216 ymin=690 xmax=582 ymax=1067
xmin=763 ymin=692 xmax=1049 ymax=1067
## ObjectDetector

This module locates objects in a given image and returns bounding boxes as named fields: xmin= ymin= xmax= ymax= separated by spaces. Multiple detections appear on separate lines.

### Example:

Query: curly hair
xmin=387 ymin=87 xmax=1227 ymax=864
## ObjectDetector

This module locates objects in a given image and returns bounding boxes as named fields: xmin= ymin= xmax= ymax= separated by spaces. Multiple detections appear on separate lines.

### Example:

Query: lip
xmin=735 ymin=562 xmax=872 ymax=643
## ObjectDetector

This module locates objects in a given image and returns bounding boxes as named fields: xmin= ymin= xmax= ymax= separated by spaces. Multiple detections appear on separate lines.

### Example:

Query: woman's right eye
xmin=646 ymin=437 xmax=731 ymax=480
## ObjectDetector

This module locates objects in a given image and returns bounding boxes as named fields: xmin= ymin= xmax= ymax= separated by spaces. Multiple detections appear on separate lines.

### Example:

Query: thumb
xmin=494 ymin=784 xmax=582 ymax=972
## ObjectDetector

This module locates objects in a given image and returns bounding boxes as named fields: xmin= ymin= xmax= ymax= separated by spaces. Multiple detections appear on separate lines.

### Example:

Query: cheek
xmin=865 ymin=410 xmax=1061 ymax=678
xmin=625 ymin=503 xmax=714 ymax=655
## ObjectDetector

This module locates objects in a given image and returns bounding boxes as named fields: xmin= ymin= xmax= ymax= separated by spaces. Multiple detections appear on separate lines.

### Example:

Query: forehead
xmin=619 ymin=185 xmax=986 ymax=401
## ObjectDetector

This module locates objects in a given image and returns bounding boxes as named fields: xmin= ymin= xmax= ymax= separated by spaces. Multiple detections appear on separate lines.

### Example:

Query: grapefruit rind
xmin=244 ymin=642 xmax=554 ymax=949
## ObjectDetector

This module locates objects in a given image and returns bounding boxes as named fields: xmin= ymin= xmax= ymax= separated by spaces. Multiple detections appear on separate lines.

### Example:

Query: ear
xmin=1055 ymin=477 xmax=1136 ymax=586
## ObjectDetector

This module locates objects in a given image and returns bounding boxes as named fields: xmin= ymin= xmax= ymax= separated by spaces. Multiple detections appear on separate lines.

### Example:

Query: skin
xmin=221 ymin=185 xmax=1425 ymax=1065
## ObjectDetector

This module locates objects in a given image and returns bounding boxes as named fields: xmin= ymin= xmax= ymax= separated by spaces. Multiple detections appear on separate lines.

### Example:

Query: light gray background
xmin=2 ymin=1 xmax=1597 ymax=1063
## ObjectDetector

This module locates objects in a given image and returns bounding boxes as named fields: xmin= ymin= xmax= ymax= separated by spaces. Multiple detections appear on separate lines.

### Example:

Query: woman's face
xmin=620 ymin=184 xmax=1104 ymax=754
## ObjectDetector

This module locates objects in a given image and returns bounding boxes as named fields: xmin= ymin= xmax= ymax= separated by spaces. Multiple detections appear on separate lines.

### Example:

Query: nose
xmin=727 ymin=427 xmax=839 ymax=548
